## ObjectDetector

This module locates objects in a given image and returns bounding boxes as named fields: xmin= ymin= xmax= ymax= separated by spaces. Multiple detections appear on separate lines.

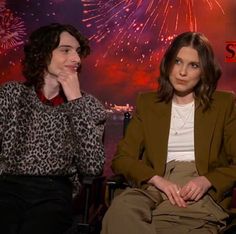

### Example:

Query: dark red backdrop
xmin=1 ymin=0 xmax=236 ymax=176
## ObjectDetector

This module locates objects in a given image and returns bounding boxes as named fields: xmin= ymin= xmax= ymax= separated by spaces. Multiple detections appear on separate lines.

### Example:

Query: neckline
xmin=171 ymin=100 xmax=194 ymax=135
xmin=172 ymin=100 xmax=194 ymax=108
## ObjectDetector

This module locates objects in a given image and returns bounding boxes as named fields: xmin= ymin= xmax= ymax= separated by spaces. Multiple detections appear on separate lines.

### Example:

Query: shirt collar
xmin=36 ymin=89 xmax=66 ymax=106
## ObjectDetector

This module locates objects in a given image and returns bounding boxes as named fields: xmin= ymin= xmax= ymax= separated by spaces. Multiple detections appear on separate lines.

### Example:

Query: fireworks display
xmin=0 ymin=0 xmax=234 ymax=101
xmin=82 ymin=0 xmax=225 ymax=67
xmin=0 ymin=0 xmax=59 ymax=80
xmin=0 ymin=5 xmax=26 ymax=52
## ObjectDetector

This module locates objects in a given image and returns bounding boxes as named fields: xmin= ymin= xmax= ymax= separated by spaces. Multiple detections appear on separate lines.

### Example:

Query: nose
xmin=179 ymin=65 xmax=187 ymax=76
xmin=71 ymin=51 xmax=81 ymax=63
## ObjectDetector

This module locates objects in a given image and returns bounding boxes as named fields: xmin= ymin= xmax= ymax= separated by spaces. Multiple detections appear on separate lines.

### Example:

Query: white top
xmin=167 ymin=101 xmax=195 ymax=163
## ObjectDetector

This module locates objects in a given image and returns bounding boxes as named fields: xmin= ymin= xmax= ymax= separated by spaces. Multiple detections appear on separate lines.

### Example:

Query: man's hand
xmin=57 ymin=69 xmax=82 ymax=101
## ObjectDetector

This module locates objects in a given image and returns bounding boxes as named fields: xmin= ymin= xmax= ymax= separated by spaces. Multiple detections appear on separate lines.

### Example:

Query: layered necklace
xmin=170 ymin=101 xmax=194 ymax=135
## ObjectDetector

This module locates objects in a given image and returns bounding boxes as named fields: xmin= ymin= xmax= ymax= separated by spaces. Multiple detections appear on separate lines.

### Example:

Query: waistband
xmin=0 ymin=174 xmax=72 ymax=186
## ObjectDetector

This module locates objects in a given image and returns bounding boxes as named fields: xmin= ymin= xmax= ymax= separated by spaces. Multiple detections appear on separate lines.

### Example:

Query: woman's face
xmin=169 ymin=46 xmax=202 ymax=97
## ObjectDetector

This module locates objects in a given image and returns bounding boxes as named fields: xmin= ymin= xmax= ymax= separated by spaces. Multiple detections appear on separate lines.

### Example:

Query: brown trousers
xmin=101 ymin=161 xmax=229 ymax=234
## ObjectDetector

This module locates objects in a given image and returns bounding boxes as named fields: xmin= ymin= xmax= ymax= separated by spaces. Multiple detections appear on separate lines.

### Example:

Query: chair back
xmin=123 ymin=112 xmax=131 ymax=136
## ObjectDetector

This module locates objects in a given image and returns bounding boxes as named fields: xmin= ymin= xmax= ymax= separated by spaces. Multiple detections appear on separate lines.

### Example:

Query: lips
xmin=65 ymin=65 xmax=79 ymax=71
xmin=176 ymin=79 xmax=187 ymax=85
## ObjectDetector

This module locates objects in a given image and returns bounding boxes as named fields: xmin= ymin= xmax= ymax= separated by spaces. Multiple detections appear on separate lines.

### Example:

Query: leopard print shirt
xmin=0 ymin=82 xmax=106 ymax=189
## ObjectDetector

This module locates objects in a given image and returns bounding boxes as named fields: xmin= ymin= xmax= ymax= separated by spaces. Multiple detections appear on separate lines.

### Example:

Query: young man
xmin=0 ymin=23 xmax=106 ymax=234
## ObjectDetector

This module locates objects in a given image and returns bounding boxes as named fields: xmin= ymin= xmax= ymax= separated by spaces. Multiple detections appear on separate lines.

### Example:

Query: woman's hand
xmin=148 ymin=175 xmax=187 ymax=207
xmin=57 ymin=69 xmax=82 ymax=101
xmin=180 ymin=176 xmax=212 ymax=202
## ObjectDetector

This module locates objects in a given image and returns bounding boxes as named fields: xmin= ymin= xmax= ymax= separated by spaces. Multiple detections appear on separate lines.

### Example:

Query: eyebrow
xmin=58 ymin=45 xmax=81 ymax=50
xmin=176 ymin=56 xmax=200 ymax=64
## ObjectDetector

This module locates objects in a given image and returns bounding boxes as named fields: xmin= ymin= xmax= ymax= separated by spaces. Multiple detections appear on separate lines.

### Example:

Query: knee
xmin=111 ymin=188 xmax=140 ymax=209
xmin=106 ymin=188 xmax=152 ymax=217
xmin=102 ymin=190 xmax=137 ymax=225
xmin=106 ymin=192 xmax=131 ymax=217
xmin=101 ymin=188 xmax=154 ymax=234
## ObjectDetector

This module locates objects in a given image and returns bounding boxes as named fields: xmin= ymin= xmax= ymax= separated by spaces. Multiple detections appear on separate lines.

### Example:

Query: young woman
xmin=0 ymin=23 xmax=106 ymax=234
xmin=101 ymin=32 xmax=236 ymax=234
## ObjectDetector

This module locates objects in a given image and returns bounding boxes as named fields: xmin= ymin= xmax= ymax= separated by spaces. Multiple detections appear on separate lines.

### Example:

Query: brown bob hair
xmin=157 ymin=32 xmax=222 ymax=110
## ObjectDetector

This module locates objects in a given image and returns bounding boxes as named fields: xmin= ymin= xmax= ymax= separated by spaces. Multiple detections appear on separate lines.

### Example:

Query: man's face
xmin=47 ymin=31 xmax=81 ymax=77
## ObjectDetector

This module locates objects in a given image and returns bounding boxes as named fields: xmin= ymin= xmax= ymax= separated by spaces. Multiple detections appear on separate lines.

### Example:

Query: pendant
xmin=171 ymin=129 xmax=178 ymax=135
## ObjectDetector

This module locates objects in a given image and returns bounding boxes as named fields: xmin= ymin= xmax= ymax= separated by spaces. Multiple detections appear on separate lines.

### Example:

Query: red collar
xmin=37 ymin=89 xmax=66 ymax=106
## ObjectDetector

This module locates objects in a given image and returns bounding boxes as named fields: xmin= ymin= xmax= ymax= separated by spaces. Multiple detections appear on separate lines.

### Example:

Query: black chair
xmin=106 ymin=112 xmax=131 ymax=205
xmin=107 ymin=112 xmax=236 ymax=234
xmin=71 ymin=127 xmax=107 ymax=234
xmin=66 ymin=175 xmax=106 ymax=234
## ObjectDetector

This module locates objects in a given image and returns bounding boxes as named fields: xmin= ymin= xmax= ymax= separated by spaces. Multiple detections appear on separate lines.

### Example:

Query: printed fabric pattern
xmin=0 ymin=82 xmax=106 ymax=192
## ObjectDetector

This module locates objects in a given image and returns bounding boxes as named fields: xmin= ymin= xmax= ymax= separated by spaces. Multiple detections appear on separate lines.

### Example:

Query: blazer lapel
xmin=146 ymin=98 xmax=218 ymax=176
xmin=147 ymin=100 xmax=172 ymax=175
xmin=194 ymin=103 xmax=218 ymax=174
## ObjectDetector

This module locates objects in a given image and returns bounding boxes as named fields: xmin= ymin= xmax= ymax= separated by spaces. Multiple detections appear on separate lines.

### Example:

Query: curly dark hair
xmin=157 ymin=32 xmax=222 ymax=111
xmin=22 ymin=23 xmax=90 ymax=90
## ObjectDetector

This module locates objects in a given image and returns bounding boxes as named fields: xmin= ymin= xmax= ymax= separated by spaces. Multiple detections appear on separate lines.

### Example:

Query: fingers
xmin=180 ymin=176 xmax=211 ymax=202
xmin=166 ymin=187 xmax=187 ymax=208
xmin=149 ymin=176 xmax=186 ymax=208
xmin=57 ymin=65 xmax=79 ymax=82
xmin=180 ymin=185 xmax=192 ymax=200
xmin=180 ymin=185 xmax=203 ymax=201
xmin=57 ymin=71 xmax=82 ymax=100
xmin=57 ymin=70 xmax=78 ymax=82
xmin=173 ymin=189 xmax=187 ymax=207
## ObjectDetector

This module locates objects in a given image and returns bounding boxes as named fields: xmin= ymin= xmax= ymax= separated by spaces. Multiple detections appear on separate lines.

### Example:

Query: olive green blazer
xmin=112 ymin=91 xmax=236 ymax=210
